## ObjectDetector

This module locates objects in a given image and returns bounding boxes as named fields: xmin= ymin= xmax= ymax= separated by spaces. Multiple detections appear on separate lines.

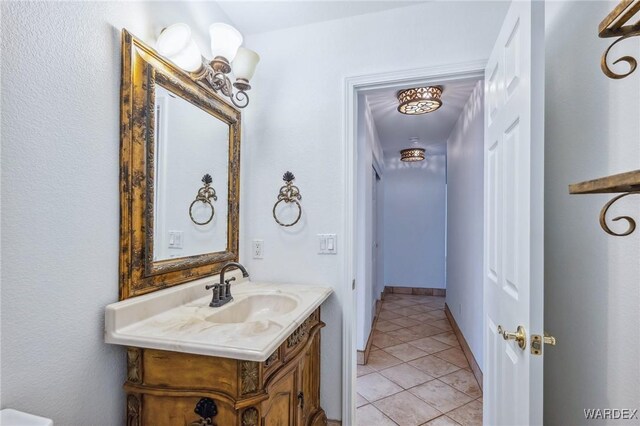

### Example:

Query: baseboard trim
xmin=357 ymin=298 xmax=382 ymax=365
xmin=444 ymin=303 xmax=483 ymax=390
xmin=327 ymin=420 xmax=341 ymax=426
xmin=384 ymin=286 xmax=446 ymax=296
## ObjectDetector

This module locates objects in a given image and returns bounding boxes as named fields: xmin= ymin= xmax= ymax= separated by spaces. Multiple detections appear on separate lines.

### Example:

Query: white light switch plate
xmin=318 ymin=234 xmax=337 ymax=255
xmin=168 ymin=231 xmax=183 ymax=249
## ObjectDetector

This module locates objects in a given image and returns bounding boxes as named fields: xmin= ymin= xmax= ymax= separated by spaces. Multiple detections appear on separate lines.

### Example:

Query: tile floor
xmin=357 ymin=294 xmax=483 ymax=426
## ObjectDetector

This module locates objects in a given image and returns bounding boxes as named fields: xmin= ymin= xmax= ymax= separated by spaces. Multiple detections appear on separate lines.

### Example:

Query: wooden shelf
xmin=599 ymin=0 xmax=640 ymax=38
xmin=598 ymin=0 xmax=640 ymax=79
xmin=569 ymin=170 xmax=640 ymax=194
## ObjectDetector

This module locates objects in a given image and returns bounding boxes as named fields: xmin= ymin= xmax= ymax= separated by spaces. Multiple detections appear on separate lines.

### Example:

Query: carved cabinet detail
xmin=124 ymin=308 xmax=327 ymax=426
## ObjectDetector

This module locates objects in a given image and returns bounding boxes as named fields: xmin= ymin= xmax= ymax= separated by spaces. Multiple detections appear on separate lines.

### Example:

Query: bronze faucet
xmin=205 ymin=262 xmax=249 ymax=307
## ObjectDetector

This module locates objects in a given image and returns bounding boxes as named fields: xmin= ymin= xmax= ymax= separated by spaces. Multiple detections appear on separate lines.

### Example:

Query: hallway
xmin=356 ymin=294 xmax=482 ymax=425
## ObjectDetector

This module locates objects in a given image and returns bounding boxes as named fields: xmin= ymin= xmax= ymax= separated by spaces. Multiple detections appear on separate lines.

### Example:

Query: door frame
xmin=341 ymin=60 xmax=487 ymax=424
xmin=371 ymin=163 xmax=382 ymax=311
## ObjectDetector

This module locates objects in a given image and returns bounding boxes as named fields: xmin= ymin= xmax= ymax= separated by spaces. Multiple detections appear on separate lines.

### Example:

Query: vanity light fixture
xmin=156 ymin=23 xmax=260 ymax=108
xmin=397 ymin=86 xmax=443 ymax=115
xmin=400 ymin=137 xmax=426 ymax=162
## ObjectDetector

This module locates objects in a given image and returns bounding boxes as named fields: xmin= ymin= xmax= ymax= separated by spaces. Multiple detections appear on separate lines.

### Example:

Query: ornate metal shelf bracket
xmin=569 ymin=170 xmax=640 ymax=237
xmin=599 ymin=192 xmax=639 ymax=236
xmin=599 ymin=0 xmax=640 ymax=79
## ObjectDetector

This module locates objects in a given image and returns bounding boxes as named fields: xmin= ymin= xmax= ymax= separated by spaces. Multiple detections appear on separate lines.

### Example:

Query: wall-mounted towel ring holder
xmin=273 ymin=171 xmax=302 ymax=227
xmin=189 ymin=174 xmax=217 ymax=226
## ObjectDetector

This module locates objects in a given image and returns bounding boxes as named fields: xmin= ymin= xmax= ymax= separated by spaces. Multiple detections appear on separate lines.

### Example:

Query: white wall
xmin=383 ymin=156 xmax=447 ymax=288
xmin=0 ymin=2 xmax=234 ymax=424
xmin=355 ymin=97 xmax=384 ymax=351
xmin=445 ymin=81 xmax=484 ymax=368
xmin=544 ymin=2 xmax=640 ymax=424
xmin=242 ymin=3 xmax=507 ymax=418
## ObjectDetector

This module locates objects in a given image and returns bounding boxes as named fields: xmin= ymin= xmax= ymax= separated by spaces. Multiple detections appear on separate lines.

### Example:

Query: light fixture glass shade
xmin=156 ymin=23 xmax=203 ymax=72
xmin=400 ymin=148 xmax=426 ymax=162
xmin=232 ymin=47 xmax=260 ymax=81
xmin=397 ymin=86 xmax=443 ymax=115
xmin=209 ymin=23 xmax=243 ymax=61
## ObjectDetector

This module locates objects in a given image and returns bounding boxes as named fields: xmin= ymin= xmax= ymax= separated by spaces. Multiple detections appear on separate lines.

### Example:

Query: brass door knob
xmin=497 ymin=325 xmax=527 ymax=350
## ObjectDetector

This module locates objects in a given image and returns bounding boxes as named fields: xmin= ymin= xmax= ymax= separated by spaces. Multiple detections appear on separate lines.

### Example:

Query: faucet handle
xmin=224 ymin=277 xmax=236 ymax=286
xmin=205 ymin=283 xmax=219 ymax=290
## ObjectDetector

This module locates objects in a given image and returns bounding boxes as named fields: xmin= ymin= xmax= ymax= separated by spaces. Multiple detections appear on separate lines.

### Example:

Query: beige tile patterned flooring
xmin=357 ymin=294 xmax=482 ymax=426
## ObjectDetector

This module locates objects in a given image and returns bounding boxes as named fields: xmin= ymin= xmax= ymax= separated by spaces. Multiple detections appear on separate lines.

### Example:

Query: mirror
xmin=119 ymin=30 xmax=241 ymax=300
xmin=153 ymin=85 xmax=229 ymax=261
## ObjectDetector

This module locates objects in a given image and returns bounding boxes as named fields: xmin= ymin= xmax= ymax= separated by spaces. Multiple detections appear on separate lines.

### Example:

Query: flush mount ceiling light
xmin=156 ymin=23 xmax=259 ymax=108
xmin=400 ymin=137 xmax=426 ymax=162
xmin=397 ymin=86 xmax=443 ymax=115
xmin=400 ymin=148 xmax=426 ymax=162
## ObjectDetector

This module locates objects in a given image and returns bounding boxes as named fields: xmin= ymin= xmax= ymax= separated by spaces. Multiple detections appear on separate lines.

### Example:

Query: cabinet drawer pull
xmin=298 ymin=392 xmax=304 ymax=410
xmin=191 ymin=397 xmax=218 ymax=426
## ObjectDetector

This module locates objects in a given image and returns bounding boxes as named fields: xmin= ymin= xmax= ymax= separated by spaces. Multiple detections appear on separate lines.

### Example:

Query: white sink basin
xmin=104 ymin=273 xmax=333 ymax=361
xmin=205 ymin=294 xmax=299 ymax=324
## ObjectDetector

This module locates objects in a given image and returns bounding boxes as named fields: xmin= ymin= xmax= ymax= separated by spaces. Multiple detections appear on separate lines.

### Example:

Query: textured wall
xmin=0 ymin=2 xmax=232 ymax=423
xmin=544 ymin=1 xmax=640 ymax=424
xmin=445 ymin=81 xmax=484 ymax=368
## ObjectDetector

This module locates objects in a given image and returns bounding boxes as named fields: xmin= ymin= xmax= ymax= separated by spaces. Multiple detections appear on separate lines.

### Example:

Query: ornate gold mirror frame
xmin=120 ymin=30 xmax=241 ymax=300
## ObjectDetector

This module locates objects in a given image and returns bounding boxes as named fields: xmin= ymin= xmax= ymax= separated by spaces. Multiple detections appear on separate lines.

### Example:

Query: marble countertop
xmin=104 ymin=272 xmax=333 ymax=361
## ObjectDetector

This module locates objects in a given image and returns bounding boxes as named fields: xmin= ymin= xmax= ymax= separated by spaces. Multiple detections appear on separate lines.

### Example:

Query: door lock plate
xmin=531 ymin=335 xmax=543 ymax=355
xmin=531 ymin=333 xmax=557 ymax=355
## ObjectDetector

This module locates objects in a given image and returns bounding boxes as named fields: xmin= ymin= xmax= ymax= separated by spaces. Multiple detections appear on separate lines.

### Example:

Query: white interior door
xmin=483 ymin=1 xmax=545 ymax=425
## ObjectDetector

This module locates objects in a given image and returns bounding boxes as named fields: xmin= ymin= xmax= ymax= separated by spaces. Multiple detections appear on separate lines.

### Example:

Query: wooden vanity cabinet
xmin=124 ymin=309 xmax=327 ymax=426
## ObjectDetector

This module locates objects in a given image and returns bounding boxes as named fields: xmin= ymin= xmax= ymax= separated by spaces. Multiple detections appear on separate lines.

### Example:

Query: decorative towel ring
xmin=273 ymin=171 xmax=302 ymax=227
xmin=189 ymin=174 xmax=217 ymax=226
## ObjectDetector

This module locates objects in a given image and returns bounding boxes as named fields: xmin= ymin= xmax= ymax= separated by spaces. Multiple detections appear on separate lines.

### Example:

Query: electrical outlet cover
xmin=252 ymin=239 xmax=264 ymax=259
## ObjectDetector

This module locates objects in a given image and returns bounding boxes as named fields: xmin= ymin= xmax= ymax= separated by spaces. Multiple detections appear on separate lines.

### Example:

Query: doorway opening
xmin=344 ymin=4 xmax=545 ymax=425
xmin=343 ymin=62 xmax=486 ymax=425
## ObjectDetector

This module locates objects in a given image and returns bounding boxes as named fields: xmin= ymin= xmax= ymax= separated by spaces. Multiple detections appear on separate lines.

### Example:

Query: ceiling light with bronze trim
xmin=400 ymin=147 xmax=426 ymax=162
xmin=397 ymin=86 xmax=443 ymax=115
